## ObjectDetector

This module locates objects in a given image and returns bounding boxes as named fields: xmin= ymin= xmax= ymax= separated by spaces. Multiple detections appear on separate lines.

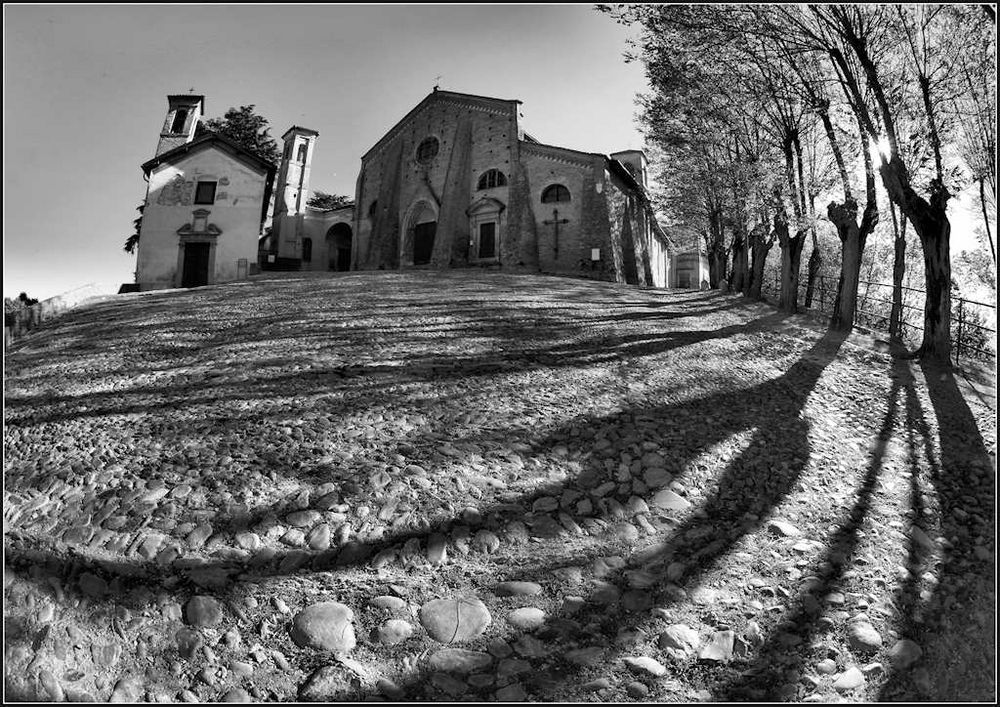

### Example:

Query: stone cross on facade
xmin=543 ymin=208 xmax=569 ymax=256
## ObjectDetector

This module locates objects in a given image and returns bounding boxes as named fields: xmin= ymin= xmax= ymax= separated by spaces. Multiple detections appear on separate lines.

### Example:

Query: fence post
xmin=956 ymin=298 xmax=964 ymax=365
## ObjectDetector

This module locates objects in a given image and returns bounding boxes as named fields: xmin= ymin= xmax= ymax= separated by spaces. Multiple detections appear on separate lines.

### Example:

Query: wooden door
xmin=413 ymin=222 xmax=436 ymax=265
xmin=478 ymin=222 xmax=496 ymax=259
xmin=181 ymin=243 xmax=210 ymax=288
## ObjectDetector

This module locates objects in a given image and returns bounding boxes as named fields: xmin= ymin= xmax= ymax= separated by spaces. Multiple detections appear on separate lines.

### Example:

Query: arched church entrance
xmin=407 ymin=201 xmax=437 ymax=266
xmin=326 ymin=223 xmax=353 ymax=271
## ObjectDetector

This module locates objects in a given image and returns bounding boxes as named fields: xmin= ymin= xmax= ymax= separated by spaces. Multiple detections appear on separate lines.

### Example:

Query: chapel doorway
xmin=413 ymin=221 xmax=437 ymax=265
xmin=181 ymin=242 xmax=210 ymax=287
xmin=326 ymin=223 xmax=353 ymax=271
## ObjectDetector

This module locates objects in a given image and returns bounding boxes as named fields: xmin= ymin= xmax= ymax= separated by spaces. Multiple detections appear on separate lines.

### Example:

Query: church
xmin=133 ymin=90 xmax=678 ymax=291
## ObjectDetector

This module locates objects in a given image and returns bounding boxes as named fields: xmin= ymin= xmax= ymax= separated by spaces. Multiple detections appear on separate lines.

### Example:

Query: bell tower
xmin=274 ymin=126 xmax=320 ymax=218
xmin=272 ymin=126 xmax=319 ymax=264
xmin=155 ymin=94 xmax=204 ymax=157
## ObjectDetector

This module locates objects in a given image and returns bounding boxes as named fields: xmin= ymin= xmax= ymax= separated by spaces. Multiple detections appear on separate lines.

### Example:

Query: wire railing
xmin=760 ymin=273 xmax=997 ymax=365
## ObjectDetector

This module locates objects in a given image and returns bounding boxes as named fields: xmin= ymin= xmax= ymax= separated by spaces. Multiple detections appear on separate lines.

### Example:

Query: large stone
xmin=375 ymin=619 xmax=414 ymax=646
xmin=767 ymin=520 xmax=801 ymax=537
xmin=658 ymin=624 xmax=701 ymax=660
xmin=299 ymin=665 xmax=353 ymax=701
xmin=184 ymin=596 xmax=223 ymax=627
xmin=494 ymin=581 xmax=542 ymax=597
xmin=698 ymin=630 xmax=735 ymax=662
xmin=507 ymin=607 xmax=546 ymax=630
xmin=847 ymin=621 xmax=882 ymax=653
xmin=623 ymin=656 xmax=667 ymax=677
xmin=419 ymin=596 xmax=492 ymax=644
xmin=643 ymin=467 xmax=673 ymax=488
xmin=427 ymin=648 xmax=493 ymax=674
xmin=833 ymin=666 xmax=865 ymax=692
xmin=887 ymin=639 xmax=922 ymax=669
xmin=290 ymin=602 xmax=356 ymax=652
xmin=651 ymin=489 xmax=691 ymax=511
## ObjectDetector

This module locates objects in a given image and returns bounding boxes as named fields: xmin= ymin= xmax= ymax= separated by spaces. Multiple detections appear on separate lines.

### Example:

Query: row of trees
xmin=602 ymin=4 xmax=996 ymax=364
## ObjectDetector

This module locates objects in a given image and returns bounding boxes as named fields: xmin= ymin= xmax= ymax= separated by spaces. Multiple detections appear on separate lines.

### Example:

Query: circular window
xmin=416 ymin=137 xmax=439 ymax=164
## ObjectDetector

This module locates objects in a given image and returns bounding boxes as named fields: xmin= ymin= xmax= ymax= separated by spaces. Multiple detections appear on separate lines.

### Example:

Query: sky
xmin=3 ymin=3 xmax=651 ymax=301
xmin=3 ymin=4 xmax=992 ymax=303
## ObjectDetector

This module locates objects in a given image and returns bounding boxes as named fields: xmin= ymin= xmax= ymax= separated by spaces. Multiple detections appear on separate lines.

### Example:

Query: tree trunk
xmin=731 ymin=226 xmax=749 ymax=293
xmin=980 ymin=177 xmax=996 ymax=265
xmin=878 ymin=154 xmax=952 ymax=363
xmin=779 ymin=229 xmax=806 ymax=313
xmin=709 ymin=246 xmax=727 ymax=289
xmin=804 ymin=247 xmax=822 ymax=309
xmin=748 ymin=226 xmax=772 ymax=301
xmin=889 ymin=205 xmax=908 ymax=341
xmin=828 ymin=198 xmax=878 ymax=331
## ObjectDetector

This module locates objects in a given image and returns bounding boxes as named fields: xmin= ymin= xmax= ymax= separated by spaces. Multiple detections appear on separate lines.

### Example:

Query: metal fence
xmin=760 ymin=273 xmax=997 ymax=365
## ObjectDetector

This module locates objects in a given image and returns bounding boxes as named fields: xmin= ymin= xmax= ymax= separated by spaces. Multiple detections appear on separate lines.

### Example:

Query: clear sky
xmin=3 ymin=4 xmax=990 ymax=302
xmin=3 ymin=3 xmax=651 ymax=301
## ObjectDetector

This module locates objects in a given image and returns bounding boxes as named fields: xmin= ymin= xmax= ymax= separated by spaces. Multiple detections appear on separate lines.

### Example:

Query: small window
xmin=302 ymin=238 xmax=312 ymax=263
xmin=477 ymin=169 xmax=508 ymax=190
xmin=171 ymin=109 xmax=188 ymax=133
xmin=368 ymin=200 xmax=378 ymax=219
xmin=284 ymin=143 xmax=292 ymax=159
xmin=194 ymin=181 xmax=217 ymax=205
xmin=542 ymin=184 xmax=571 ymax=203
xmin=416 ymin=137 xmax=439 ymax=164
xmin=297 ymin=143 xmax=308 ymax=163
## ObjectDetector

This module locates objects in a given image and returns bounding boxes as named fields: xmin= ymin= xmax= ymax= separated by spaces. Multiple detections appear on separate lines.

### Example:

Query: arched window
xmin=297 ymin=143 xmax=308 ymax=163
xmin=171 ymin=109 xmax=188 ymax=133
xmin=477 ymin=169 xmax=508 ymax=190
xmin=368 ymin=200 xmax=378 ymax=220
xmin=542 ymin=184 xmax=571 ymax=203
xmin=302 ymin=238 xmax=312 ymax=263
xmin=416 ymin=137 xmax=439 ymax=164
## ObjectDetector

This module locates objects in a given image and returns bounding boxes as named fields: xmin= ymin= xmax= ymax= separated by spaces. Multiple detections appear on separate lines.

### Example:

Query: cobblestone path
xmin=4 ymin=271 xmax=995 ymax=702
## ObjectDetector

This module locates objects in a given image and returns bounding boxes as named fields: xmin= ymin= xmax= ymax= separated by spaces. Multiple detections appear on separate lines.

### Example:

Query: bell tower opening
xmin=156 ymin=94 xmax=204 ymax=157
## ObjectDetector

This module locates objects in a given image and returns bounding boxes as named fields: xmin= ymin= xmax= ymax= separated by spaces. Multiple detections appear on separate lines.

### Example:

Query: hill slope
xmin=4 ymin=271 xmax=995 ymax=702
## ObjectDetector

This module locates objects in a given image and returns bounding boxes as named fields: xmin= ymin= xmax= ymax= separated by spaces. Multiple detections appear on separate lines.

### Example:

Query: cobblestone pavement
xmin=4 ymin=271 xmax=995 ymax=702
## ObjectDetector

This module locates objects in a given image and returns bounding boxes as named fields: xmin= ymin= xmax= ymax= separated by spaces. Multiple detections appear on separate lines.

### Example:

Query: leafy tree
xmin=197 ymin=104 xmax=281 ymax=165
xmin=123 ymin=203 xmax=144 ymax=255
xmin=307 ymin=191 xmax=353 ymax=210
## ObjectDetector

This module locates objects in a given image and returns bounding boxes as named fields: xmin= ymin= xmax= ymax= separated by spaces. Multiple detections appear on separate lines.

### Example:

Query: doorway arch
xmin=326 ymin=223 xmax=353 ymax=271
xmin=403 ymin=200 xmax=438 ymax=266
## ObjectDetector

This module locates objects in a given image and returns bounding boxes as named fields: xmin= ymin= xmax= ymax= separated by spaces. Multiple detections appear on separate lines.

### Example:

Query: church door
xmin=413 ymin=221 xmax=436 ymax=265
xmin=181 ymin=242 xmax=210 ymax=287
xmin=478 ymin=222 xmax=497 ymax=259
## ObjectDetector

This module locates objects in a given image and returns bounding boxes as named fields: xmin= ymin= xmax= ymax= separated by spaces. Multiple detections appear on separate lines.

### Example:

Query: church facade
xmin=135 ymin=90 xmax=677 ymax=291
xmin=349 ymin=90 xmax=672 ymax=286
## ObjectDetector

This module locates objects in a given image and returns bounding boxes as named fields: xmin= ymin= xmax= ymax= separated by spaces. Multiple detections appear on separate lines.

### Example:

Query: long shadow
xmin=4 ymin=324 xmax=851 ymax=705
xmin=877 ymin=361 xmax=996 ymax=701
xmin=713 ymin=354 xmax=913 ymax=699
xmin=5 ymin=276 xmax=855 ymax=700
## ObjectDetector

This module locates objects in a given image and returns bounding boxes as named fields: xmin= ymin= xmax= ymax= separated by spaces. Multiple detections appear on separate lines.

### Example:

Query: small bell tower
xmin=274 ymin=126 xmax=320 ymax=218
xmin=272 ymin=126 xmax=319 ymax=264
xmin=155 ymin=94 xmax=204 ymax=157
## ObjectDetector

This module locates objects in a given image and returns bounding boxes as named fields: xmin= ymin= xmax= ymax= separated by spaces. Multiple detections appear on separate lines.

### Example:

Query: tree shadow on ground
xmin=4 ymin=319 xmax=851 ymax=704
xmin=876 ymin=360 xmax=995 ymax=701
xmin=709 ymin=354 xmax=914 ymax=699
